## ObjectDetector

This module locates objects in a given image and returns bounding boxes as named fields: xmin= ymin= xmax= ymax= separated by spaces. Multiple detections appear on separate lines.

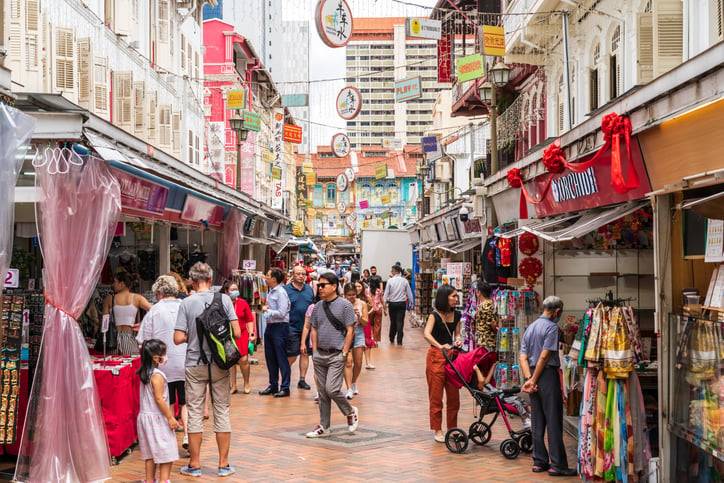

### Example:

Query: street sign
xmin=405 ymin=18 xmax=442 ymax=40
xmin=4 ymin=268 xmax=19 ymax=288
xmin=242 ymin=111 xmax=261 ymax=131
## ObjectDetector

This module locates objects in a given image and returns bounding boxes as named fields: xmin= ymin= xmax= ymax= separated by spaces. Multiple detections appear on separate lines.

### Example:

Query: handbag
xmin=95 ymin=295 xmax=118 ymax=352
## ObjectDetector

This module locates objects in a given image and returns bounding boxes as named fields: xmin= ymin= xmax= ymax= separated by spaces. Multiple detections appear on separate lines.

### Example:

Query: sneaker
xmin=218 ymin=465 xmax=236 ymax=477
xmin=179 ymin=466 xmax=202 ymax=477
xmin=298 ymin=379 xmax=311 ymax=390
xmin=523 ymin=417 xmax=531 ymax=428
xmin=352 ymin=383 xmax=359 ymax=395
xmin=182 ymin=435 xmax=189 ymax=449
xmin=434 ymin=433 xmax=445 ymax=443
xmin=305 ymin=424 xmax=331 ymax=438
xmin=345 ymin=388 xmax=354 ymax=400
xmin=347 ymin=406 xmax=359 ymax=432
xmin=313 ymin=392 xmax=319 ymax=401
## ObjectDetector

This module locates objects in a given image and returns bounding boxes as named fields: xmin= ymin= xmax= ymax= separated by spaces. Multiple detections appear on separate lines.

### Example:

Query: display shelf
xmin=669 ymin=423 xmax=724 ymax=462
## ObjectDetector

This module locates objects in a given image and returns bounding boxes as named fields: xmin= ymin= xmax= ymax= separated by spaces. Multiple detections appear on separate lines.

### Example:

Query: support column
xmin=158 ymin=223 xmax=170 ymax=275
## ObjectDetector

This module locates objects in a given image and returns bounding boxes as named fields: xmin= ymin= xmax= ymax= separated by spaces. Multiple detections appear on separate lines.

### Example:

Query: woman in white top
xmin=137 ymin=275 xmax=189 ymax=449
xmin=103 ymin=271 xmax=151 ymax=356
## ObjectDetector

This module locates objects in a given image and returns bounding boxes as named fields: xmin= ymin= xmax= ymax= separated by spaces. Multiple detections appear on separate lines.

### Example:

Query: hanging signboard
xmin=337 ymin=201 xmax=347 ymax=213
xmin=281 ymin=93 xmax=309 ymax=107
xmin=271 ymin=166 xmax=282 ymax=180
xmin=375 ymin=164 xmax=388 ymax=179
xmin=283 ymin=124 xmax=303 ymax=144
xmin=331 ymin=133 xmax=350 ymax=157
xmin=302 ymin=161 xmax=314 ymax=174
xmin=242 ymin=111 xmax=261 ymax=131
xmin=226 ymin=90 xmax=246 ymax=109
xmin=306 ymin=173 xmax=316 ymax=185
xmin=394 ymin=76 xmax=422 ymax=102
xmin=336 ymin=86 xmax=362 ymax=120
xmin=456 ymin=53 xmax=485 ymax=83
xmin=344 ymin=167 xmax=355 ymax=183
xmin=181 ymin=195 xmax=225 ymax=227
xmin=380 ymin=195 xmax=391 ymax=205
xmin=481 ymin=25 xmax=506 ymax=56
xmin=336 ymin=173 xmax=348 ymax=192
xmin=207 ymin=121 xmax=225 ymax=182
xmin=437 ymin=34 xmax=453 ymax=83
xmin=261 ymin=150 xmax=274 ymax=163
xmin=422 ymin=136 xmax=438 ymax=153
xmin=359 ymin=200 xmax=369 ymax=209
xmin=271 ymin=108 xmax=285 ymax=210
xmin=405 ymin=17 xmax=442 ymax=40
xmin=314 ymin=0 xmax=353 ymax=48
xmin=382 ymin=138 xmax=403 ymax=150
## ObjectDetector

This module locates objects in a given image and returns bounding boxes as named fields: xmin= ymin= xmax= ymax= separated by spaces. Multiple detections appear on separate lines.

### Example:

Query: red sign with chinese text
xmin=437 ymin=34 xmax=452 ymax=83
xmin=283 ymin=124 xmax=303 ymax=144
xmin=533 ymin=137 xmax=651 ymax=217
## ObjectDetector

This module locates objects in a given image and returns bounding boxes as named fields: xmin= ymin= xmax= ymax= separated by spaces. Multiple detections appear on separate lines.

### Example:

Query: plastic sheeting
xmin=217 ymin=208 xmax=247 ymax=281
xmin=0 ymin=104 xmax=36 ymax=288
xmin=15 ymin=147 xmax=121 ymax=483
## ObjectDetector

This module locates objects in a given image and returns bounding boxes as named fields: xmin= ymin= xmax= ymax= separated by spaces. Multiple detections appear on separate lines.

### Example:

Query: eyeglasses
xmin=317 ymin=283 xmax=331 ymax=288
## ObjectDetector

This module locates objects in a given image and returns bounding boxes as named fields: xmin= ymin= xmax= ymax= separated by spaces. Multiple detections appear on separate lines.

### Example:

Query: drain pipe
xmin=562 ymin=9 xmax=573 ymax=130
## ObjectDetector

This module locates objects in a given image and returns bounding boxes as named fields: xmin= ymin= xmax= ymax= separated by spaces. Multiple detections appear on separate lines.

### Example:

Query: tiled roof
xmin=298 ymin=146 xmax=419 ymax=179
xmin=352 ymin=17 xmax=405 ymax=35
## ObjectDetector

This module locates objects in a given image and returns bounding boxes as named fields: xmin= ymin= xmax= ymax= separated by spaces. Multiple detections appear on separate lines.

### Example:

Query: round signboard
xmin=337 ymin=201 xmax=348 ymax=213
xmin=344 ymin=167 xmax=355 ymax=183
xmin=336 ymin=86 xmax=362 ymax=120
xmin=336 ymin=173 xmax=348 ymax=192
xmin=314 ymin=0 xmax=354 ymax=48
xmin=331 ymin=133 xmax=350 ymax=158
xmin=345 ymin=215 xmax=356 ymax=228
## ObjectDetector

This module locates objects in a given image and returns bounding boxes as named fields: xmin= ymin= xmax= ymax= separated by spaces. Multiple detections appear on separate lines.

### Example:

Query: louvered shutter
xmin=134 ymin=81 xmax=145 ymax=133
xmin=159 ymin=105 xmax=172 ymax=148
xmin=172 ymin=112 xmax=181 ymax=154
xmin=147 ymin=91 xmax=158 ymax=143
xmin=94 ymin=57 xmax=109 ymax=116
xmin=717 ymin=0 xmax=723 ymax=40
xmin=637 ymin=13 xmax=654 ymax=84
xmin=78 ymin=39 xmax=92 ymax=105
xmin=113 ymin=72 xmax=133 ymax=126
xmin=653 ymin=0 xmax=683 ymax=77
xmin=55 ymin=28 xmax=75 ymax=91
xmin=181 ymin=34 xmax=186 ymax=70
xmin=25 ymin=0 xmax=39 ymax=70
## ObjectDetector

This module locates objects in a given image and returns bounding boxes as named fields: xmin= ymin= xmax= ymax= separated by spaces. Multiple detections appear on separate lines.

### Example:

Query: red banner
xmin=533 ymin=136 xmax=651 ymax=217
xmin=113 ymin=169 xmax=169 ymax=215
xmin=283 ymin=124 xmax=303 ymax=144
xmin=437 ymin=34 xmax=452 ymax=83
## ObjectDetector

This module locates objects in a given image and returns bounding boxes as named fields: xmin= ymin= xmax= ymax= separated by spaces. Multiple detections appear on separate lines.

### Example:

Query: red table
xmin=92 ymin=357 xmax=141 ymax=458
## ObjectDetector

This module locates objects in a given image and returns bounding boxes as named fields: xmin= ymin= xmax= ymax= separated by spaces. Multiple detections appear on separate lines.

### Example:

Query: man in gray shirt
xmin=174 ymin=262 xmax=240 ymax=478
xmin=519 ymin=295 xmax=575 ymax=477
xmin=383 ymin=264 xmax=414 ymax=346
xmin=305 ymin=272 xmax=359 ymax=438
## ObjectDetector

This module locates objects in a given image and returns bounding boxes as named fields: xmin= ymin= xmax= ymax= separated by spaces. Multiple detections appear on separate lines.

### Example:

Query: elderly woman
xmin=103 ymin=271 xmax=152 ymax=355
xmin=136 ymin=275 xmax=189 ymax=449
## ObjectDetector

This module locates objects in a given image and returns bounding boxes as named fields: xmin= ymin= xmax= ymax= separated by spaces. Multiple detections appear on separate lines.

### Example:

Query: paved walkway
xmin=110 ymin=316 xmax=578 ymax=482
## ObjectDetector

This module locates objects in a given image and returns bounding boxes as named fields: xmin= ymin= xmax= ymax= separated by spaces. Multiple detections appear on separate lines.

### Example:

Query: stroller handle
xmin=442 ymin=347 xmax=467 ymax=364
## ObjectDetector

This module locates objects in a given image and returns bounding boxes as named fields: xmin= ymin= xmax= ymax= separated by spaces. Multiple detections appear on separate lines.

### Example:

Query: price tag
xmin=242 ymin=260 xmax=257 ymax=270
xmin=4 ymin=268 xmax=19 ymax=288
xmin=101 ymin=314 xmax=110 ymax=333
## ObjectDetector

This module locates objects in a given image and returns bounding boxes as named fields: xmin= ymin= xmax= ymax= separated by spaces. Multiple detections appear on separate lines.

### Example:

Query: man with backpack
xmin=174 ymin=262 xmax=241 ymax=478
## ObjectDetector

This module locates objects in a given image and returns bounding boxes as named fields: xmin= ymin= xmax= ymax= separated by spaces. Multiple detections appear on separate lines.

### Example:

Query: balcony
xmin=451 ymin=77 xmax=490 ymax=118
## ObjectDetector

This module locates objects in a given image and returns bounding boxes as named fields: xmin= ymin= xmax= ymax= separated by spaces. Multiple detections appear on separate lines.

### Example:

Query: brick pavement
xmin=110 ymin=315 xmax=578 ymax=482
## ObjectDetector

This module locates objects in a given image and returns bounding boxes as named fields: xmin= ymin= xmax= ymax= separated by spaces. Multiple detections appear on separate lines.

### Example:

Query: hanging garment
xmin=622 ymin=306 xmax=645 ymax=362
xmin=603 ymin=307 xmax=633 ymax=379
xmin=578 ymin=368 xmax=598 ymax=479
xmin=584 ymin=304 xmax=605 ymax=363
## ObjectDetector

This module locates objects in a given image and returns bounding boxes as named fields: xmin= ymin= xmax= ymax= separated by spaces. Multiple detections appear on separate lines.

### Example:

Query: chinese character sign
xmin=336 ymin=86 xmax=362 ymax=120
xmin=315 ymin=0 xmax=353 ymax=48
xmin=272 ymin=108 xmax=285 ymax=210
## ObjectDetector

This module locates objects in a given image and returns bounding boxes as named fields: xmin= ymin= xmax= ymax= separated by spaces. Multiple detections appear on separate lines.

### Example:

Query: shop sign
xmin=359 ymin=199 xmax=369 ymax=209
xmin=437 ymin=34 xmax=452 ymax=83
xmin=4 ymin=269 xmax=19 ymax=288
xmin=481 ymin=25 xmax=505 ymax=56
xmin=302 ymin=161 xmax=314 ymax=174
xmin=382 ymin=138 xmax=402 ymax=150
xmin=231 ymin=132 xmax=255 ymax=196
xmin=336 ymin=173 xmax=348 ymax=192
xmin=242 ymin=111 xmax=261 ymax=131
xmin=447 ymin=262 xmax=464 ymax=278
xmin=207 ymin=121 xmax=225 ymax=181
xmin=262 ymin=150 xmax=274 ymax=163
xmin=306 ymin=173 xmax=316 ymax=185
xmin=533 ymin=137 xmax=651 ymax=217
xmin=705 ymin=219 xmax=724 ymax=263
xmin=375 ymin=164 xmax=388 ymax=179
xmin=395 ymin=76 xmax=422 ymax=102
xmin=440 ymin=258 xmax=450 ymax=269
xmin=315 ymin=0 xmax=353 ymax=48
xmin=226 ymin=90 xmax=246 ymax=109
xmin=295 ymin=166 xmax=308 ymax=207
xmin=181 ymin=195 xmax=225 ymax=226
xmin=282 ymin=93 xmax=308 ymax=107
xmin=422 ymin=136 xmax=438 ymax=152
xmin=113 ymin=169 xmax=169 ymax=215
xmin=456 ymin=53 xmax=484 ymax=83
xmin=283 ymin=124 xmax=303 ymax=144
xmin=271 ymin=109 xmax=285 ymax=210
xmin=331 ymin=133 xmax=350 ymax=157
xmin=336 ymin=86 xmax=362 ymax=120
xmin=459 ymin=217 xmax=483 ymax=238
xmin=405 ymin=17 xmax=442 ymax=40
xmin=337 ymin=201 xmax=347 ymax=213
xmin=271 ymin=166 xmax=282 ymax=180
xmin=242 ymin=260 xmax=256 ymax=270
xmin=344 ymin=167 xmax=355 ymax=183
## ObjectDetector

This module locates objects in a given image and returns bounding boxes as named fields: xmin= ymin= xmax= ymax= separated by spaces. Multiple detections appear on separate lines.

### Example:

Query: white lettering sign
xmin=4 ymin=268 xmax=19 ymax=288
xmin=550 ymin=167 xmax=599 ymax=203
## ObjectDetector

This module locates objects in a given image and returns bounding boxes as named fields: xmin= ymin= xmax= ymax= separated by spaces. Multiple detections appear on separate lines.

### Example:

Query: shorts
xmin=168 ymin=380 xmax=186 ymax=406
xmin=286 ymin=330 xmax=311 ymax=357
xmin=185 ymin=364 xmax=231 ymax=434
xmin=353 ymin=326 xmax=365 ymax=348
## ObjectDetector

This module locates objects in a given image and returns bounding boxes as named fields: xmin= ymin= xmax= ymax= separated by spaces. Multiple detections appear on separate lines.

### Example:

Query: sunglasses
xmin=317 ymin=283 xmax=332 ymax=288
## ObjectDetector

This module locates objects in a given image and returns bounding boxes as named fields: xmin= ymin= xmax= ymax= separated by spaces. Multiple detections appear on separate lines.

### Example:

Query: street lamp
xmin=228 ymin=112 xmax=249 ymax=192
xmin=479 ymin=61 xmax=511 ymax=176
xmin=416 ymin=160 xmax=429 ymax=218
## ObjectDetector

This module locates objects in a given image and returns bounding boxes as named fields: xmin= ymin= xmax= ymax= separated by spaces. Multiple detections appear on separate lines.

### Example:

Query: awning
xmin=504 ymin=200 xmax=649 ymax=243
xmin=681 ymin=189 xmax=724 ymax=220
xmin=241 ymin=236 xmax=274 ymax=246
xmin=500 ymin=213 xmax=580 ymax=239
xmin=430 ymin=240 xmax=461 ymax=253
xmin=449 ymin=238 xmax=481 ymax=254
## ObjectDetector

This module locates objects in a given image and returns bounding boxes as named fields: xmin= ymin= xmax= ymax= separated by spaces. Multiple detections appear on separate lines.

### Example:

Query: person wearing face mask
xmin=519 ymin=296 xmax=576 ymax=477
xmin=221 ymin=281 xmax=255 ymax=395
xmin=136 ymin=275 xmax=188 ymax=450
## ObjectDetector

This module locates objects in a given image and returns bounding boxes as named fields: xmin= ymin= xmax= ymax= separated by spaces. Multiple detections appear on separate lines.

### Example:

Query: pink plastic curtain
xmin=217 ymin=208 xmax=246 ymax=281
xmin=15 ymin=148 xmax=121 ymax=483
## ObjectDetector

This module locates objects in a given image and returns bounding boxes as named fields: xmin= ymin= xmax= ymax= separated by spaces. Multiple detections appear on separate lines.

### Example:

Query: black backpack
xmin=195 ymin=292 xmax=241 ymax=370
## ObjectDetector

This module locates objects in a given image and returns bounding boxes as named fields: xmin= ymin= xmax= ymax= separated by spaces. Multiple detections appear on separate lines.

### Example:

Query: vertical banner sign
xmin=272 ymin=108 xmax=285 ymax=210
xmin=238 ymin=132 xmax=256 ymax=196
xmin=481 ymin=25 xmax=506 ymax=56
xmin=295 ymin=166 xmax=308 ymax=208
xmin=437 ymin=33 xmax=452 ymax=83
xmin=207 ymin=121 xmax=225 ymax=182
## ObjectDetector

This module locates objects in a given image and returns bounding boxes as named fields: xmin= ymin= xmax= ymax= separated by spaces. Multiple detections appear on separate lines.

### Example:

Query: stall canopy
xmin=501 ymin=200 xmax=649 ymax=242
xmin=681 ymin=189 xmax=724 ymax=220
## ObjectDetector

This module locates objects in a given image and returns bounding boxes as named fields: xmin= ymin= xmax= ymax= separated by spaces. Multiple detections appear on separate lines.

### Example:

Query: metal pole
xmin=490 ymin=86 xmax=498 ymax=175
xmin=562 ymin=9 xmax=573 ymax=130
xmin=236 ymin=136 xmax=242 ymax=191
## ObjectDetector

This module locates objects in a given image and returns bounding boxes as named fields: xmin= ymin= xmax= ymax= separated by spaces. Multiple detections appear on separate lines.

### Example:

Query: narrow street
xmin=110 ymin=316 xmax=577 ymax=482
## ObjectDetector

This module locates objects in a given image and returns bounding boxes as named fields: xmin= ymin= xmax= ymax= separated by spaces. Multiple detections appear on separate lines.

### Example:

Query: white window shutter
xmin=94 ymin=57 xmax=109 ymax=116
xmin=637 ymin=13 xmax=654 ymax=84
xmin=653 ymin=0 xmax=683 ymax=77
xmin=113 ymin=0 xmax=134 ymax=38
xmin=77 ymin=38 xmax=92 ymax=105
xmin=25 ymin=0 xmax=39 ymax=31
xmin=172 ymin=112 xmax=181 ymax=154
xmin=133 ymin=81 xmax=145 ymax=133
xmin=55 ymin=28 xmax=75 ymax=91
xmin=159 ymin=105 xmax=172 ymax=148
xmin=113 ymin=71 xmax=133 ymax=126
xmin=147 ymin=91 xmax=158 ymax=143
xmin=180 ymin=34 xmax=186 ymax=70
xmin=717 ymin=0 xmax=723 ymax=41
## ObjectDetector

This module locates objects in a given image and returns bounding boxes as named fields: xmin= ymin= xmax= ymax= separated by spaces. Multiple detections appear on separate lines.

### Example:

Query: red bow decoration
xmin=506 ymin=168 xmax=554 ymax=219
xmin=561 ymin=112 xmax=640 ymax=194
xmin=518 ymin=256 xmax=543 ymax=288
xmin=542 ymin=142 xmax=566 ymax=174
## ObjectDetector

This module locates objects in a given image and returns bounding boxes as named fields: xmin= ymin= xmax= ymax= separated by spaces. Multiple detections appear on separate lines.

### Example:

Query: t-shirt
xmin=367 ymin=275 xmax=382 ymax=295
xmin=284 ymin=283 xmax=314 ymax=333
xmin=310 ymin=297 xmax=356 ymax=351
xmin=520 ymin=315 xmax=560 ymax=368
xmin=136 ymin=298 xmax=187 ymax=382
xmin=175 ymin=291 xmax=238 ymax=367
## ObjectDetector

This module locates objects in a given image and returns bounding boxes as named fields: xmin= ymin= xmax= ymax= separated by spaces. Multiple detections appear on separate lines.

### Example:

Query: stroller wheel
xmin=500 ymin=439 xmax=521 ymax=459
xmin=518 ymin=432 xmax=533 ymax=453
xmin=445 ymin=428 xmax=469 ymax=454
xmin=468 ymin=422 xmax=492 ymax=446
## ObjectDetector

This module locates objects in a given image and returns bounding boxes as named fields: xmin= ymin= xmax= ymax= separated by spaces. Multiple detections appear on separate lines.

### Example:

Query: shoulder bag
xmin=322 ymin=300 xmax=349 ymax=338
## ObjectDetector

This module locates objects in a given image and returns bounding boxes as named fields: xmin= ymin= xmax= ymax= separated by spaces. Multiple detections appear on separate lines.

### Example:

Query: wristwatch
xmin=342 ymin=351 xmax=348 ymax=358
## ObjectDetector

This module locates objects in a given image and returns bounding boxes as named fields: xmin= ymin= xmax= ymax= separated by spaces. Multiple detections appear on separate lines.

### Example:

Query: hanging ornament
xmin=518 ymin=257 xmax=543 ymax=288
xmin=519 ymin=232 xmax=539 ymax=256
xmin=506 ymin=168 xmax=554 ymax=219
xmin=542 ymin=141 xmax=566 ymax=174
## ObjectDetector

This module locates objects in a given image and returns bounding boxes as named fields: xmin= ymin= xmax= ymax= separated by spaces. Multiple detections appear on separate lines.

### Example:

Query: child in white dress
xmin=136 ymin=339 xmax=180 ymax=483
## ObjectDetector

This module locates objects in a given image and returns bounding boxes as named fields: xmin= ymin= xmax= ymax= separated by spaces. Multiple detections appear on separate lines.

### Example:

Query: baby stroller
xmin=443 ymin=347 xmax=532 ymax=458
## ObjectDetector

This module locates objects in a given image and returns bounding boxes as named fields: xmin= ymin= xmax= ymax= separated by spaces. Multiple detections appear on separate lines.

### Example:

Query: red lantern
xmin=519 ymin=232 xmax=539 ymax=256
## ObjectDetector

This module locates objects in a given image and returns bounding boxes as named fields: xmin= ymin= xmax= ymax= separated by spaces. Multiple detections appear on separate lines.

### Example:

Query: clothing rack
xmin=586 ymin=290 xmax=635 ymax=308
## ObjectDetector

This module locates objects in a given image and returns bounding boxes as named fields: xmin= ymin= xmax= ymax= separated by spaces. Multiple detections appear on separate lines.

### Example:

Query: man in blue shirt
xmin=519 ymin=295 xmax=576 ymax=477
xmin=259 ymin=267 xmax=292 ymax=398
xmin=284 ymin=265 xmax=315 ymax=390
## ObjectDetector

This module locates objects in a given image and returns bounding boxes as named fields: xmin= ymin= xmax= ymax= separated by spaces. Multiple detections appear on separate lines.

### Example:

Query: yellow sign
xmin=380 ymin=195 xmax=391 ymax=205
xmin=302 ymin=162 xmax=314 ymax=174
xmin=308 ymin=208 xmax=316 ymax=217
xmin=305 ymin=173 xmax=316 ymax=185
xmin=226 ymin=90 xmax=246 ymax=109
xmin=261 ymin=150 xmax=274 ymax=163
xmin=482 ymin=25 xmax=506 ymax=56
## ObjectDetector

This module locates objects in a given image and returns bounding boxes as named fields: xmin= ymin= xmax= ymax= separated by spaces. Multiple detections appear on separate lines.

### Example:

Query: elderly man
xmin=259 ymin=267 xmax=292 ymax=398
xmin=519 ymin=296 xmax=576 ymax=477
xmin=174 ymin=262 xmax=240 ymax=478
